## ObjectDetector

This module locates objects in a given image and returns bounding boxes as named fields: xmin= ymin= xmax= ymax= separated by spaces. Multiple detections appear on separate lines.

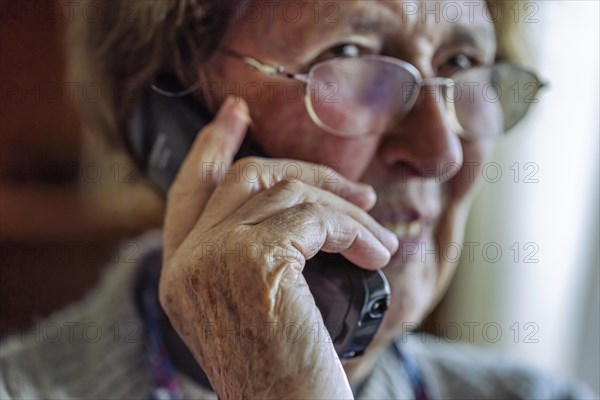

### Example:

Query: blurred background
xmin=1 ymin=0 xmax=163 ymax=335
xmin=1 ymin=0 xmax=598 ymax=394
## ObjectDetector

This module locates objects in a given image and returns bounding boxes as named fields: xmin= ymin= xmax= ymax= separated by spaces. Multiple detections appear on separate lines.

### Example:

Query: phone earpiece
xmin=126 ymin=86 xmax=213 ymax=196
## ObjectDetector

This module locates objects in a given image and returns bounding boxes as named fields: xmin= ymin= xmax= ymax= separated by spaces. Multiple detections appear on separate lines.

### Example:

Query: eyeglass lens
xmin=305 ymin=57 xmax=542 ymax=139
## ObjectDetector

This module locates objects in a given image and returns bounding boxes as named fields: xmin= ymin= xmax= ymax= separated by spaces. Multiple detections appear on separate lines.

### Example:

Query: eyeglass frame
xmin=151 ymin=47 xmax=548 ymax=139
xmin=220 ymin=48 xmax=549 ymax=139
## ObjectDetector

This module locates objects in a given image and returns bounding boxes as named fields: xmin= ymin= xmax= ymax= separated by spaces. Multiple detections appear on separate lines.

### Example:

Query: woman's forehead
xmin=232 ymin=0 xmax=495 ymax=59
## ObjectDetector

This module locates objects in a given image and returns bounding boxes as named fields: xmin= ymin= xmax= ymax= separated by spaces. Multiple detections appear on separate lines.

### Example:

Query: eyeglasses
xmin=222 ymin=49 xmax=547 ymax=140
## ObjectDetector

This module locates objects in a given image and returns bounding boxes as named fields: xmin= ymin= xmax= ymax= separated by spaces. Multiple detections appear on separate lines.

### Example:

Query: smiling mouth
xmin=386 ymin=221 xmax=424 ymax=240
xmin=375 ymin=206 xmax=436 ymax=243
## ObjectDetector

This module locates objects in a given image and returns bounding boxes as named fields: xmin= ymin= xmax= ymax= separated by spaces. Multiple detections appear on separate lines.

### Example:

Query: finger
xmin=259 ymin=201 xmax=392 ymax=270
xmin=163 ymin=97 xmax=249 ymax=261
xmin=237 ymin=180 xmax=398 ymax=254
xmin=191 ymin=177 xmax=395 ymax=270
xmin=197 ymin=158 xmax=376 ymax=231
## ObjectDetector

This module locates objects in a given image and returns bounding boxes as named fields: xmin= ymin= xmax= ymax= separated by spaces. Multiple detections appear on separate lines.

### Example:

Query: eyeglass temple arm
xmin=220 ymin=48 xmax=308 ymax=83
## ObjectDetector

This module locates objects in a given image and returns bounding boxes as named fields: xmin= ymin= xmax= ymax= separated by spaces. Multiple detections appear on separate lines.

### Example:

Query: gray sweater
xmin=1 ymin=231 xmax=597 ymax=399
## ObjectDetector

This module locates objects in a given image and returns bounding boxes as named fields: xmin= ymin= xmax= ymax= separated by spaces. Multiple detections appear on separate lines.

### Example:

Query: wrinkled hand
xmin=159 ymin=98 xmax=398 ymax=399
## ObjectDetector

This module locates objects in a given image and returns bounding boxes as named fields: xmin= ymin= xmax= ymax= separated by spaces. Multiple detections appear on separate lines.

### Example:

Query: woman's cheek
xmin=248 ymin=97 xmax=379 ymax=180
xmin=428 ymin=138 xmax=496 ymax=305
xmin=448 ymin=138 xmax=496 ymax=200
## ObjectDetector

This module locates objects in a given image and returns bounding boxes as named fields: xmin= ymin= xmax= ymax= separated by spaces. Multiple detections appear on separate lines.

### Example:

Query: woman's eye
xmin=439 ymin=53 xmax=481 ymax=76
xmin=450 ymin=54 xmax=473 ymax=68
xmin=307 ymin=43 xmax=364 ymax=69
xmin=313 ymin=43 xmax=362 ymax=64
xmin=328 ymin=43 xmax=361 ymax=57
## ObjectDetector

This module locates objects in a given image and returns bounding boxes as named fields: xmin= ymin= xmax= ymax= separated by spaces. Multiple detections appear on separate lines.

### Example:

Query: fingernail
xmin=385 ymin=229 xmax=399 ymax=253
xmin=358 ymin=184 xmax=376 ymax=209
xmin=218 ymin=97 xmax=249 ymax=132
xmin=372 ymin=240 xmax=392 ymax=268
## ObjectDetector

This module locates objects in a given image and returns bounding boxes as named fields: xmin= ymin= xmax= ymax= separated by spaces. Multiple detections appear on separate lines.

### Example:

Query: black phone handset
xmin=127 ymin=80 xmax=391 ymax=359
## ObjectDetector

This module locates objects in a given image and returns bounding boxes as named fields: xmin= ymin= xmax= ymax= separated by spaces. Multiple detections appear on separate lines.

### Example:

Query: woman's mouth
xmin=388 ymin=220 xmax=423 ymax=240
xmin=375 ymin=206 xmax=436 ymax=259
xmin=376 ymin=207 xmax=432 ymax=240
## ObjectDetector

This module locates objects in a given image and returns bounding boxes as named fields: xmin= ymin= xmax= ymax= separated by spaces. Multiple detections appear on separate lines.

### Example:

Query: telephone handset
xmin=126 ymin=81 xmax=390 ymax=359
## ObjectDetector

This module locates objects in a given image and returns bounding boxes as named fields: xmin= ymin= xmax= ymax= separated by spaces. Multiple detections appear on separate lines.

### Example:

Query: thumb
xmin=163 ymin=97 xmax=250 ymax=261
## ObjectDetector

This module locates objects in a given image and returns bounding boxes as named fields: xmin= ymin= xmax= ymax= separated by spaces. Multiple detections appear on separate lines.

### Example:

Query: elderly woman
xmin=1 ymin=0 xmax=596 ymax=399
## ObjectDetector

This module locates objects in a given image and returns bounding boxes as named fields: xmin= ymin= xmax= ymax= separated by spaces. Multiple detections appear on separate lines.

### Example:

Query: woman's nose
xmin=378 ymin=86 xmax=464 ymax=182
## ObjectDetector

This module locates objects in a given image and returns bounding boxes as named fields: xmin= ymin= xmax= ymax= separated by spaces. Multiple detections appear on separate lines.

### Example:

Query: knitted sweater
xmin=1 ymin=230 xmax=597 ymax=399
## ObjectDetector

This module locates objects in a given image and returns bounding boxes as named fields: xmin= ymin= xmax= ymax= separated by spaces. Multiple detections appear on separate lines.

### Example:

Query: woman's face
xmin=208 ymin=0 xmax=497 ymax=341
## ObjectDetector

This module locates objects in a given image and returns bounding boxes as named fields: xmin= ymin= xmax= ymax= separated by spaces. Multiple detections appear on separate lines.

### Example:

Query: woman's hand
xmin=159 ymin=97 xmax=398 ymax=399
